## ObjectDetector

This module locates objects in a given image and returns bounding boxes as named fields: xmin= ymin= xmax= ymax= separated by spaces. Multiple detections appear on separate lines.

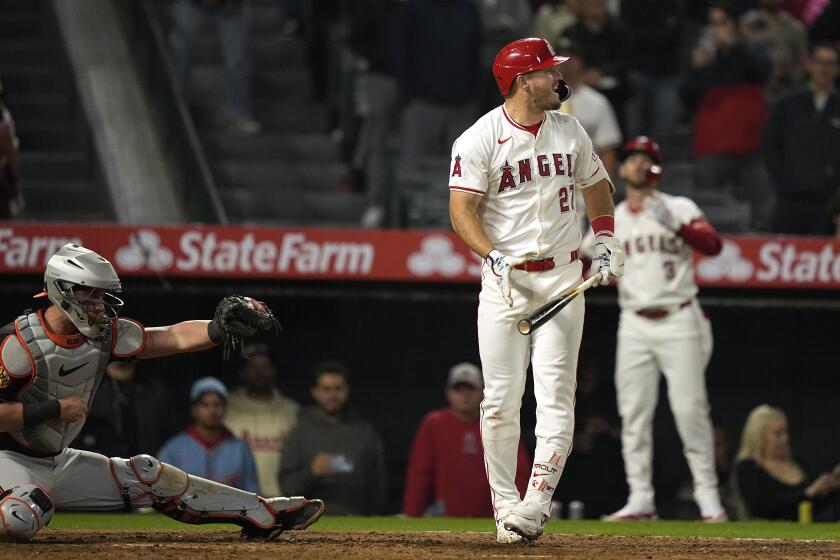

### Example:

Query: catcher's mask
xmin=40 ymin=243 xmax=124 ymax=339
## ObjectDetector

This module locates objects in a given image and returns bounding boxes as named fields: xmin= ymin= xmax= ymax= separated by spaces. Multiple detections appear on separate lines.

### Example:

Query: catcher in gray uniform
xmin=0 ymin=243 xmax=324 ymax=542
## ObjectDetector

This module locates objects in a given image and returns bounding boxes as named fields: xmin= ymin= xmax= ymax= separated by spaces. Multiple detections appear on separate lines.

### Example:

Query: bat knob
xmin=517 ymin=319 xmax=532 ymax=335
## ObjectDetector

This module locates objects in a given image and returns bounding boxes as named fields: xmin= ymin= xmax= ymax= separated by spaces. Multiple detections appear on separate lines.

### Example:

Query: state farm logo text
xmin=696 ymin=240 xmax=840 ymax=285
xmin=118 ymin=231 xmax=374 ymax=275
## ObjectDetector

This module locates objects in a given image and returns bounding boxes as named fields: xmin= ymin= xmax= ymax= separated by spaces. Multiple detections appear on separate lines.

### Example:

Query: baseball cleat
xmin=496 ymin=519 xmax=528 ymax=544
xmin=702 ymin=512 xmax=728 ymax=523
xmin=240 ymin=497 xmax=325 ymax=540
xmin=503 ymin=500 xmax=547 ymax=541
xmin=601 ymin=503 xmax=658 ymax=521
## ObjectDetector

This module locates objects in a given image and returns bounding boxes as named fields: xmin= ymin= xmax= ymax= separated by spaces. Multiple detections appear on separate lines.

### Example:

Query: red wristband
xmin=591 ymin=215 xmax=614 ymax=237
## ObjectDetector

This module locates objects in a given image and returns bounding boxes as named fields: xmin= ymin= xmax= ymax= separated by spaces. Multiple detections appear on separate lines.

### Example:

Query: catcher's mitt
xmin=208 ymin=295 xmax=281 ymax=359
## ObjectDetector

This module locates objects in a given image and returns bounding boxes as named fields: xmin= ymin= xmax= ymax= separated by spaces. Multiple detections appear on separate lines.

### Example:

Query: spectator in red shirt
xmin=402 ymin=362 xmax=530 ymax=517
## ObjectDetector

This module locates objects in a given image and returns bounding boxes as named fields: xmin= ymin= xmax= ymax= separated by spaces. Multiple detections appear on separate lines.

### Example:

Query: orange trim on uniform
xmin=36 ymin=309 xmax=84 ymax=349
xmin=111 ymin=317 xmax=147 ymax=358
xmin=12 ymin=320 xmax=36 ymax=378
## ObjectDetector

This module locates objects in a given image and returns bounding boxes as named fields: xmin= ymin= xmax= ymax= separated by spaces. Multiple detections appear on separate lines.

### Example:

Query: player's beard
xmin=537 ymin=89 xmax=562 ymax=111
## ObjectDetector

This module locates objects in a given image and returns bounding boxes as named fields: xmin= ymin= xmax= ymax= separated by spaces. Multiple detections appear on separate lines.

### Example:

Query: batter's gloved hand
xmin=486 ymin=249 xmax=526 ymax=307
xmin=207 ymin=295 xmax=281 ymax=359
xmin=592 ymin=236 xmax=624 ymax=286
xmin=645 ymin=194 xmax=681 ymax=231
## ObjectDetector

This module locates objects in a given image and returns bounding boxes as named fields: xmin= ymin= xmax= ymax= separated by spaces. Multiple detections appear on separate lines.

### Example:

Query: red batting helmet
xmin=493 ymin=38 xmax=569 ymax=96
xmin=621 ymin=136 xmax=662 ymax=164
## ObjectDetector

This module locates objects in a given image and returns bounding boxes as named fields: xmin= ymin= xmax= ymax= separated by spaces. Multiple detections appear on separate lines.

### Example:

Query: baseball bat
xmin=517 ymin=272 xmax=603 ymax=335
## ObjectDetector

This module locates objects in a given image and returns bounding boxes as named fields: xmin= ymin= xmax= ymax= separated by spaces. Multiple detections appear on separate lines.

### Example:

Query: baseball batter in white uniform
xmin=596 ymin=137 xmax=727 ymax=521
xmin=449 ymin=38 xmax=624 ymax=544
xmin=0 ymin=243 xmax=323 ymax=542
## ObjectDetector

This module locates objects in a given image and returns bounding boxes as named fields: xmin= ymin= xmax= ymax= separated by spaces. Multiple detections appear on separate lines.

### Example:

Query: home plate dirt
xmin=5 ymin=530 xmax=840 ymax=560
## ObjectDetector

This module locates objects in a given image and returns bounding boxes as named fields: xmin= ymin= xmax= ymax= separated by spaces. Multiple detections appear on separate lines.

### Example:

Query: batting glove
xmin=592 ymin=236 xmax=624 ymax=285
xmin=645 ymin=195 xmax=681 ymax=231
xmin=486 ymin=249 xmax=526 ymax=307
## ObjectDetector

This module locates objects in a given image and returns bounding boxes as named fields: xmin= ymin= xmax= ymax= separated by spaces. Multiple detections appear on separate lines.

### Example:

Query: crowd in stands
xmin=2 ymin=1 xmax=838 ymax=233
xmin=315 ymin=0 xmax=840 ymax=234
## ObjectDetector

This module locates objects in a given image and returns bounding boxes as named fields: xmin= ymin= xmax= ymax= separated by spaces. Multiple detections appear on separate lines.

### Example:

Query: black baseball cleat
xmin=240 ymin=497 xmax=326 ymax=541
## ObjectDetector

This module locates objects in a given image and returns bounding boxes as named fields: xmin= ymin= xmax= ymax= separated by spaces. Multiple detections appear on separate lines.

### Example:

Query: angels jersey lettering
xmin=449 ymin=106 xmax=611 ymax=258
xmin=615 ymin=193 xmax=705 ymax=310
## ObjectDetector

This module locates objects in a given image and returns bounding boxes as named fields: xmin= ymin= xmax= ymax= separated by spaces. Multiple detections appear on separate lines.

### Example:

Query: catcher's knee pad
xmin=0 ymin=484 xmax=54 ymax=542
xmin=109 ymin=454 xmax=275 ymax=529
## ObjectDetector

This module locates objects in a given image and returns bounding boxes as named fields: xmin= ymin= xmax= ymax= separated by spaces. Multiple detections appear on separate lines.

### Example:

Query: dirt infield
xmin=4 ymin=530 xmax=840 ymax=560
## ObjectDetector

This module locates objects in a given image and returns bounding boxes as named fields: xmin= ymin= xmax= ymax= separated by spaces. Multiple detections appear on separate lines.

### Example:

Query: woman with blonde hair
xmin=733 ymin=404 xmax=840 ymax=520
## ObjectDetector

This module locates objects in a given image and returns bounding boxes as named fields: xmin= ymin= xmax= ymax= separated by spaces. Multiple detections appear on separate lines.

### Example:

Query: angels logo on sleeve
xmin=451 ymin=155 xmax=463 ymax=177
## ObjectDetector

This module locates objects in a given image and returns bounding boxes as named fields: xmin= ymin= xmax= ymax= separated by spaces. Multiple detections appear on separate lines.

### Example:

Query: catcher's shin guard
xmin=109 ymin=455 xmax=323 ymax=539
xmin=0 ymin=484 xmax=54 ymax=542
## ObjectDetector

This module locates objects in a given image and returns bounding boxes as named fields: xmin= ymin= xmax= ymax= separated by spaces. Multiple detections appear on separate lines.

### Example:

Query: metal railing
xmin=116 ymin=0 xmax=228 ymax=224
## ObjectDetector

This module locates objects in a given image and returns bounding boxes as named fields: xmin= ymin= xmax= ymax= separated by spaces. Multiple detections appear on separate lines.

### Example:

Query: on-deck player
xmin=596 ymin=136 xmax=728 ymax=521
xmin=0 ymin=243 xmax=324 ymax=542
xmin=449 ymin=38 xmax=624 ymax=544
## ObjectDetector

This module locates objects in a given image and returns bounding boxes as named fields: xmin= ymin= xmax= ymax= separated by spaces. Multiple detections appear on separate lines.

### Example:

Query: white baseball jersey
xmin=449 ymin=106 xmax=611 ymax=258
xmin=615 ymin=192 xmax=706 ymax=310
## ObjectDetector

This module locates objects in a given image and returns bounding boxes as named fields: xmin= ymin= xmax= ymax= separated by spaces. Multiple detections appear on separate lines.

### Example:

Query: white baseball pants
xmin=478 ymin=260 xmax=584 ymax=521
xmin=615 ymin=300 xmax=722 ymax=514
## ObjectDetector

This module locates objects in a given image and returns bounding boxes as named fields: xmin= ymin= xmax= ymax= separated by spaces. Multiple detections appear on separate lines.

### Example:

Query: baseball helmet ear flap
xmin=493 ymin=38 xmax=569 ymax=96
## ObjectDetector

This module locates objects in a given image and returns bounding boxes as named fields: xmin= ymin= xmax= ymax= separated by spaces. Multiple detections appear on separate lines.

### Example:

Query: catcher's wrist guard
xmin=22 ymin=399 xmax=61 ymax=428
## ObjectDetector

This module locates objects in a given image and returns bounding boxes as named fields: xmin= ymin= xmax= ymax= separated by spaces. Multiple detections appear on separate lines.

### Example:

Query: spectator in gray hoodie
xmin=279 ymin=361 xmax=386 ymax=515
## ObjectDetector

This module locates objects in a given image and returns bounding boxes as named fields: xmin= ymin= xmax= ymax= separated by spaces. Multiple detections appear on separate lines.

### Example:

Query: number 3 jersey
xmin=614 ymin=192 xmax=706 ymax=311
xmin=448 ymin=106 xmax=611 ymax=258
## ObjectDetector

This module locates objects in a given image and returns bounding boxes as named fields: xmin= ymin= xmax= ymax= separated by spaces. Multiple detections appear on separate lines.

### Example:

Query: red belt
xmin=635 ymin=300 xmax=692 ymax=319
xmin=514 ymin=250 xmax=578 ymax=272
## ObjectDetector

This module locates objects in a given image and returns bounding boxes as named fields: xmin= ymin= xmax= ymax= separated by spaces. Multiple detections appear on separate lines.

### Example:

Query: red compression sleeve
xmin=590 ymin=215 xmax=614 ymax=237
xmin=678 ymin=219 xmax=722 ymax=256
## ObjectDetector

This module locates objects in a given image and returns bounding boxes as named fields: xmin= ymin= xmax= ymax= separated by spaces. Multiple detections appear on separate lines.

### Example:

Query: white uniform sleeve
xmin=448 ymin=132 xmax=490 ymax=197
xmin=590 ymin=95 xmax=622 ymax=151
xmin=571 ymin=118 xmax=613 ymax=191
xmin=672 ymin=196 xmax=706 ymax=225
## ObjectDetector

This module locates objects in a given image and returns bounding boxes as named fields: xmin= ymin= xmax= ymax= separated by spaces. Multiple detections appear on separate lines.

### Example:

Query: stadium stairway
xmin=156 ymin=0 xmax=365 ymax=227
xmin=0 ymin=0 xmax=110 ymax=222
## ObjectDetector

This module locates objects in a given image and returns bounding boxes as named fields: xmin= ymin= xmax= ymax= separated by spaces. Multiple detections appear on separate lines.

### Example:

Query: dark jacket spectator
xmin=76 ymin=361 xmax=175 ymax=459
xmin=279 ymin=362 xmax=386 ymax=515
xmin=561 ymin=0 xmax=631 ymax=128
xmin=762 ymin=43 xmax=840 ymax=234
xmin=393 ymin=0 xmax=481 ymax=106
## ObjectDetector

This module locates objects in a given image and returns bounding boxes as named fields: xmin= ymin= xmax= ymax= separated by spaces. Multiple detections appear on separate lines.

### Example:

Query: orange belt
xmin=636 ymin=300 xmax=692 ymax=319
xmin=513 ymin=251 xmax=578 ymax=273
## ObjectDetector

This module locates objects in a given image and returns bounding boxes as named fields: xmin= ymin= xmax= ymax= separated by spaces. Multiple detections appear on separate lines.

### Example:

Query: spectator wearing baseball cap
xmin=402 ymin=362 xmax=531 ymax=517
xmin=158 ymin=376 xmax=259 ymax=493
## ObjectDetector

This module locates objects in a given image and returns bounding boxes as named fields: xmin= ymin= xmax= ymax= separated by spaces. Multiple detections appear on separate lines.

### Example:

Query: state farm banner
xmin=0 ymin=223 xmax=483 ymax=282
xmin=0 ymin=223 xmax=838 ymax=289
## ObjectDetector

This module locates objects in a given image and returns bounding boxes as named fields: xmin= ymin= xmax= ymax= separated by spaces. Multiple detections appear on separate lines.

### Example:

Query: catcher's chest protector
xmin=7 ymin=311 xmax=112 ymax=454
